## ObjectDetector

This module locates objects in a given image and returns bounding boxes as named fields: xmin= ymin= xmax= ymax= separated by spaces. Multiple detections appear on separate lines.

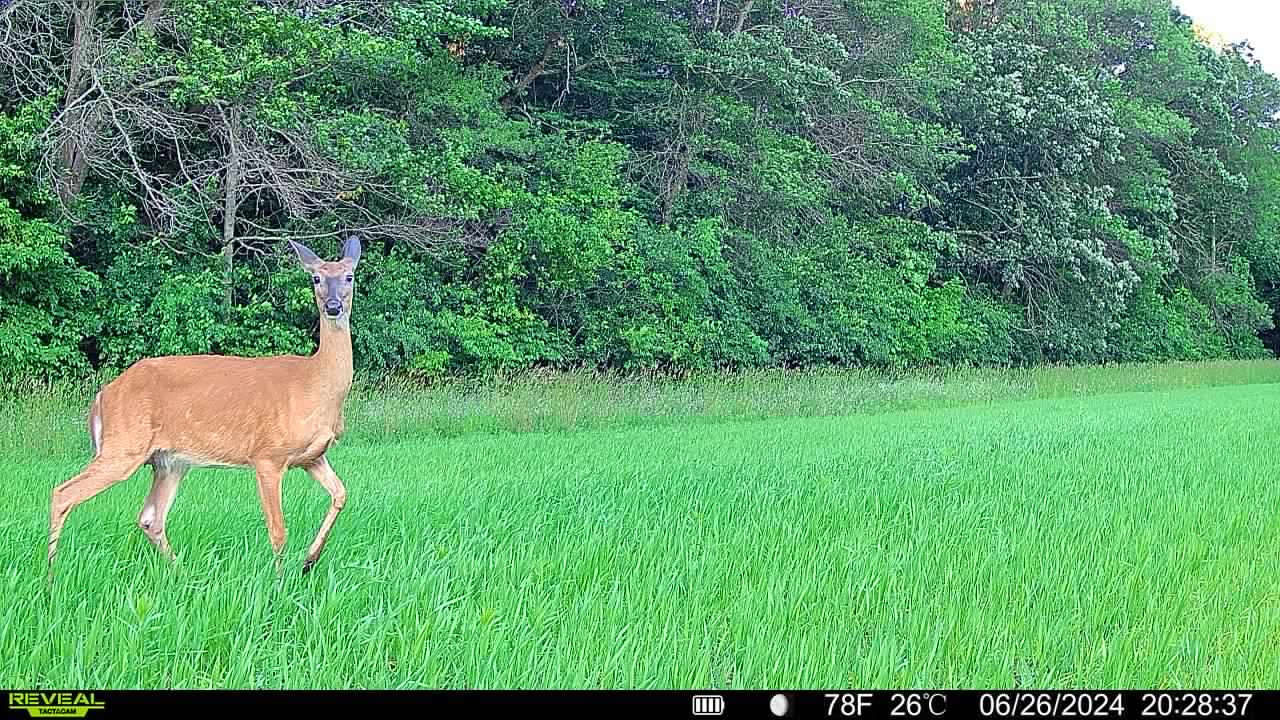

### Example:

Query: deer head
xmin=290 ymin=236 xmax=362 ymax=328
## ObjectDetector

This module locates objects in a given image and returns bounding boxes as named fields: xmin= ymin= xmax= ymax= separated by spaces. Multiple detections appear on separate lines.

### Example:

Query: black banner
xmin=4 ymin=689 xmax=1275 ymax=719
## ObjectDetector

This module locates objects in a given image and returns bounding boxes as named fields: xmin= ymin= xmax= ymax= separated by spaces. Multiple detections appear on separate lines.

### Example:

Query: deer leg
xmin=301 ymin=455 xmax=347 ymax=575
xmin=253 ymin=459 xmax=288 ymax=576
xmin=48 ymin=454 xmax=149 ymax=583
xmin=137 ymin=459 xmax=188 ymax=562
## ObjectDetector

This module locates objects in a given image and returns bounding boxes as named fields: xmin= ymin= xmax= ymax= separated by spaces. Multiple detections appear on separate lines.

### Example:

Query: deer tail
xmin=88 ymin=391 xmax=103 ymax=458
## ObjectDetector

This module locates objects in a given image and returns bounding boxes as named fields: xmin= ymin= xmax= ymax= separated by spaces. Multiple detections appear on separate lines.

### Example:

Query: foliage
xmin=0 ymin=0 xmax=1278 ymax=381
xmin=0 ymin=97 xmax=100 ymax=381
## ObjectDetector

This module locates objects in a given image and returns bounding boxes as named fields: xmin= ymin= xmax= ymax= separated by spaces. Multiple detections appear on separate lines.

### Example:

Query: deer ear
xmin=343 ymin=235 xmax=362 ymax=268
xmin=289 ymin=240 xmax=322 ymax=268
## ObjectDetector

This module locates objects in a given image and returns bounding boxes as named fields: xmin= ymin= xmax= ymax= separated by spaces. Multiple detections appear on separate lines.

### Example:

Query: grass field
xmin=3 ymin=360 xmax=1280 ymax=688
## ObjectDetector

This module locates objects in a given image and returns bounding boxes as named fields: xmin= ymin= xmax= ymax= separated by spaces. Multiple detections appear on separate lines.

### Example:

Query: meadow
xmin=3 ymin=359 xmax=1280 ymax=688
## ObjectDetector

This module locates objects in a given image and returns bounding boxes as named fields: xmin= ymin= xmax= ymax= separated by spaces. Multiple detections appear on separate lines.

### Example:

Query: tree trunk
xmin=660 ymin=141 xmax=691 ymax=227
xmin=57 ymin=0 xmax=99 ymax=204
xmin=221 ymin=105 xmax=242 ymax=320
xmin=54 ymin=0 xmax=166 ymax=205
xmin=733 ymin=0 xmax=754 ymax=34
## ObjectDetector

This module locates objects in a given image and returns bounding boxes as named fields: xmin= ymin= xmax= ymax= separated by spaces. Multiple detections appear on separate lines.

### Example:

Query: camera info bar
xmin=4 ymin=689 xmax=1271 ymax=719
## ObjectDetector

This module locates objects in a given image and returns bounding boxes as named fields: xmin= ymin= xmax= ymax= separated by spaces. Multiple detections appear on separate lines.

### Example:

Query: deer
xmin=46 ymin=236 xmax=363 ymax=584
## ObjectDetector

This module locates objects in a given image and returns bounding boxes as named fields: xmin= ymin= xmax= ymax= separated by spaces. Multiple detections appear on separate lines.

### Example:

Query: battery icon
xmin=692 ymin=695 xmax=725 ymax=716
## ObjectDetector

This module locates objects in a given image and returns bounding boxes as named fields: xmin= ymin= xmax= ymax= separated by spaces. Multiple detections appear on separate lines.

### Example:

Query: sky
xmin=1172 ymin=0 xmax=1280 ymax=76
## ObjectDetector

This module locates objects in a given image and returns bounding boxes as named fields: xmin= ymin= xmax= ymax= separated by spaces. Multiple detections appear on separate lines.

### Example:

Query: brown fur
xmin=47 ymin=237 xmax=363 ymax=582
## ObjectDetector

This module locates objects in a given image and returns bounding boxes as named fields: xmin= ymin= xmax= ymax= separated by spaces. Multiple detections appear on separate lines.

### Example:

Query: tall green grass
xmin=3 ymin=360 xmax=1280 ymax=688
xmin=8 ymin=359 xmax=1280 ymax=455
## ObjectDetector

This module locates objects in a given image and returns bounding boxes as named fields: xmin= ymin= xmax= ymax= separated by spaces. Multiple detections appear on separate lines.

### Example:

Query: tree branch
xmin=500 ymin=32 xmax=565 ymax=110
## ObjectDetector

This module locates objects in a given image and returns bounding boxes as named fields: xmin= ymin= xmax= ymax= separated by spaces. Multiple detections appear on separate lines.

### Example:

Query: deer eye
xmin=312 ymin=275 xmax=321 ymax=284
xmin=345 ymin=275 xmax=353 ymax=283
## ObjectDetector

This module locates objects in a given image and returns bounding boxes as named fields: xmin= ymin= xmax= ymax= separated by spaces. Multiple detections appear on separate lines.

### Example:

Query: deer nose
xmin=324 ymin=300 xmax=343 ymax=317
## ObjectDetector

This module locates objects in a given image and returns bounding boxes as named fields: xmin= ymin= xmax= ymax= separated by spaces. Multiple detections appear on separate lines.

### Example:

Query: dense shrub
xmin=0 ymin=0 xmax=1276 ymax=382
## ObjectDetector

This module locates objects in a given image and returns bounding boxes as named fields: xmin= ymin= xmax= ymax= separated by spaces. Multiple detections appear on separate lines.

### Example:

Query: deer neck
xmin=310 ymin=316 xmax=354 ymax=407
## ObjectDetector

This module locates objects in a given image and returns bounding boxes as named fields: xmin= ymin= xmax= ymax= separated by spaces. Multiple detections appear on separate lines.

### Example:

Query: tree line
xmin=2 ymin=0 xmax=1278 ymax=382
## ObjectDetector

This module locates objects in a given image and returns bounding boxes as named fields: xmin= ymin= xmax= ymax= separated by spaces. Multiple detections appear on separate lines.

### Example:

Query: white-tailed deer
xmin=47 ymin=236 xmax=363 ymax=582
